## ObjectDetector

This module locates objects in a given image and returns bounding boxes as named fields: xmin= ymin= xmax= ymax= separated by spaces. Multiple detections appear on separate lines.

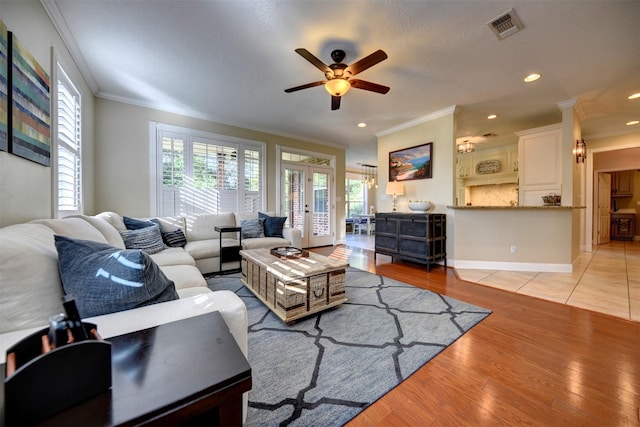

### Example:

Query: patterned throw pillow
xmin=241 ymin=218 xmax=265 ymax=239
xmin=259 ymin=212 xmax=287 ymax=238
xmin=124 ymin=216 xmax=187 ymax=248
xmin=162 ymin=229 xmax=187 ymax=247
xmin=119 ymin=224 xmax=167 ymax=254
xmin=54 ymin=235 xmax=178 ymax=318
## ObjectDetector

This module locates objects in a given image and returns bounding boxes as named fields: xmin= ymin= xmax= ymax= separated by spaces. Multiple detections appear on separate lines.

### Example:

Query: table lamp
xmin=386 ymin=181 xmax=404 ymax=211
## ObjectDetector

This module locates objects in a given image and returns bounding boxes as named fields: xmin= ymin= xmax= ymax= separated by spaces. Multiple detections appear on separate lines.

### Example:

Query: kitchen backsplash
xmin=469 ymin=183 xmax=518 ymax=206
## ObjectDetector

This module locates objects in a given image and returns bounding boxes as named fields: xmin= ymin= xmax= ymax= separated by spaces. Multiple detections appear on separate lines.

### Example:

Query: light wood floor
xmin=346 ymin=233 xmax=639 ymax=322
xmin=310 ymin=242 xmax=640 ymax=426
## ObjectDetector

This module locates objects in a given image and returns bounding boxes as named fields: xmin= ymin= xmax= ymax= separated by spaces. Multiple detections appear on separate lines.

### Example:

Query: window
xmin=154 ymin=124 xmax=264 ymax=216
xmin=55 ymin=65 xmax=82 ymax=216
xmin=345 ymin=178 xmax=365 ymax=218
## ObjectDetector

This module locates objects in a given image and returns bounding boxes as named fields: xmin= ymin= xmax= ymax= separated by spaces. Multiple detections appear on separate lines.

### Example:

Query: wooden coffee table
xmin=240 ymin=248 xmax=349 ymax=324
xmin=1 ymin=311 xmax=251 ymax=426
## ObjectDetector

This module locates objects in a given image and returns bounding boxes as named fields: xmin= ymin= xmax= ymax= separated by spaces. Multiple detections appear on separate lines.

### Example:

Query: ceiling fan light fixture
xmin=325 ymin=79 xmax=351 ymax=97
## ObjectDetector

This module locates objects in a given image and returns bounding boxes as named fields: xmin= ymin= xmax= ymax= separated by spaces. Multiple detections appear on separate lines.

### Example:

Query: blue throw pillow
xmin=259 ymin=212 xmax=287 ymax=238
xmin=119 ymin=224 xmax=167 ymax=254
xmin=241 ymin=218 xmax=265 ymax=239
xmin=123 ymin=216 xmax=156 ymax=230
xmin=54 ymin=235 xmax=179 ymax=318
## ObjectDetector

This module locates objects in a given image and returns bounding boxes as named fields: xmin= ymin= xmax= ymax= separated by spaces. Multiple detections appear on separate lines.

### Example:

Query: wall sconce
xmin=386 ymin=181 xmax=405 ymax=211
xmin=575 ymin=139 xmax=586 ymax=163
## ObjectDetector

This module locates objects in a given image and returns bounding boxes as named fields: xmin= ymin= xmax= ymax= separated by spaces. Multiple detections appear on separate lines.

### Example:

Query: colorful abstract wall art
xmin=0 ymin=20 xmax=8 ymax=152
xmin=8 ymin=31 xmax=51 ymax=166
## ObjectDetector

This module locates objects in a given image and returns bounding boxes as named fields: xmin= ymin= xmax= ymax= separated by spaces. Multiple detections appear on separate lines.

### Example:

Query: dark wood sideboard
xmin=374 ymin=212 xmax=446 ymax=271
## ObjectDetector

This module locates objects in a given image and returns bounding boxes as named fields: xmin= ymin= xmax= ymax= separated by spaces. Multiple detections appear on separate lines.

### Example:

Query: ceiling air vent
xmin=487 ymin=9 xmax=523 ymax=40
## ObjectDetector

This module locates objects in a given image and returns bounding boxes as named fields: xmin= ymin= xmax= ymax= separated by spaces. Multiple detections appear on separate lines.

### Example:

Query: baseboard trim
xmin=451 ymin=259 xmax=573 ymax=273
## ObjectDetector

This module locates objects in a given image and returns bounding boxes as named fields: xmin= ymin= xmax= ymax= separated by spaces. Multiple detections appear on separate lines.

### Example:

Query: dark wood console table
xmin=1 ymin=311 xmax=251 ymax=426
xmin=374 ymin=212 xmax=446 ymax=271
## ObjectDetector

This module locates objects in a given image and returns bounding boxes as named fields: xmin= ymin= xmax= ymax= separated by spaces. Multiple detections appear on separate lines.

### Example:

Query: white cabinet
xmin=516 ymin=124 xmax=562 ymax=206
xmin=456 ymin=145 xmax=518 ymax=206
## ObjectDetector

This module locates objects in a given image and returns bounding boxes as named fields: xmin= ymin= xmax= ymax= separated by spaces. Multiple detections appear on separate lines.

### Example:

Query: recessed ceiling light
xmin=487 ymin=114 xmax=497 ymax=119
xmin=626 ymin=120 xmax=639 ymax=126
xmin=357 ymin=122 xmax=367 ymax=128
xmin=628 ymin=93 xmax=640 ymax=100
xmin=524 ymin=73 xmax=541 ymax=83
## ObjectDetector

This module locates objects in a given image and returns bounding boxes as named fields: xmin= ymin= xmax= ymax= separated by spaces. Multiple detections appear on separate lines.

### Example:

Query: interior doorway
xmin=586 ymin=143 xmax=640 ymax=250
xmin=596 ymin=172 xmax=611 ymax=245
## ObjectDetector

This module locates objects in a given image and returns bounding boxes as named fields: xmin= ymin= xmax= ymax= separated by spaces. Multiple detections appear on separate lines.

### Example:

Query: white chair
xmin=352 ymin=217 xmax=363 ymax=234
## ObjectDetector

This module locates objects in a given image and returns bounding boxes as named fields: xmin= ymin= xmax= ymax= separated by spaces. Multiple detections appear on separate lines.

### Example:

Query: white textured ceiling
xmin=45 ymin=0 xmax=640 ymax=169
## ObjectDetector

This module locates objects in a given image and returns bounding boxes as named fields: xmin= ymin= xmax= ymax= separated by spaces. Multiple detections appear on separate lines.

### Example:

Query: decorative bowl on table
xmin=408 ymin=201 xmax=433 ymax=212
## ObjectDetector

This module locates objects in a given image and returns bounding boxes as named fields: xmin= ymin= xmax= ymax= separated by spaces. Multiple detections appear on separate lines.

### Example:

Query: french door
xmin=281 ymin=164 xmax=333 ymax=248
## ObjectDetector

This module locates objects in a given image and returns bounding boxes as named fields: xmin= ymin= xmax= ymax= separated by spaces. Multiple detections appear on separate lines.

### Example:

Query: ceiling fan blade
xmin=350 ymin=79 xmax=390 ymax=94
xmin=295 ymin=48 xmax=330 ymax=73
xmin=284 ymin=81 xmax=326 ymax=93
xmin=331 ymin=95 xmax=341 ymax=110
xmin=346 ymin=50 xmax=388 ymax=76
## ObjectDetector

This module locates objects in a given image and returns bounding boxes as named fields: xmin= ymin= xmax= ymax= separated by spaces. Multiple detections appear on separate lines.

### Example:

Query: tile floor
xmin=345 ymin=233 xmax=639 ymax=322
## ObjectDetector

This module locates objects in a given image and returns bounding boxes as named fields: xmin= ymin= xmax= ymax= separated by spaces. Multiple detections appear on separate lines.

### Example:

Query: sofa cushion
xmin=241 ymin=218 xmax=265 ymax=239
xmin=149 ymin=247 xmax=196 ymax=267
xmin=184 ymin=239 xmax=238 ymax=260
xmin=73 ymin=215 xmax=126 ymax=248
xmin=151 ymin=216 xmax=185 ymax=232
xmin=159 ymin=265 xmax=208 ymax=290
xmin=31 ymin=217 xmax=109 ymax=243
xmin=54 ymin=235 xmax=179 ymax=318
xmin=95 ymin=211 xmax=127 ymax=231
xmin=242 ymin=236 xmax=291 ymax=250
xmin=259 ymin=212 xmax=287 ymax=238
xmin=0 ymin=224 xmax=63 ymax=334
xmin=119 ymin=224 xmax=167 ymax=254
xmin=186 ymin=213 xmax=235 ymax=241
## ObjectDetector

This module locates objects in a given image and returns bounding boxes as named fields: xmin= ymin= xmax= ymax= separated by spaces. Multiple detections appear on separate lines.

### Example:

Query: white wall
xmin=0 ymin=0 xmax=95 ymax=227
xmin=94 ymin=98 xmax=348 ymax=239
xmin=376 ymin=108 xmax=456 ymax=257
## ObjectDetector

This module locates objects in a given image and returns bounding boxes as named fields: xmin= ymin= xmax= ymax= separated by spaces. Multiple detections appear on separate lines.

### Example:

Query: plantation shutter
xmin=156 ymin=125 xmax=264 ymax=216
xmin=56 ymin=67 xmax=82 ymax=215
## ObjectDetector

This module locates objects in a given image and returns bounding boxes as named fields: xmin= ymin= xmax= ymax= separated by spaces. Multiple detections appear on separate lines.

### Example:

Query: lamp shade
xmin=386 ymin=181 xmax=405 ymax=195
xmin=325 ymin=79 xmax=351 ymax=97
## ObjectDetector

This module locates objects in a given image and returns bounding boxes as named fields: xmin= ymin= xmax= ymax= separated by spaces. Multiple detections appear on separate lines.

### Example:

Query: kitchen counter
xmin=447 ymin=205 xmax=585 ymax=210
xmin=448 ymin=205 xmax=583 ymax=272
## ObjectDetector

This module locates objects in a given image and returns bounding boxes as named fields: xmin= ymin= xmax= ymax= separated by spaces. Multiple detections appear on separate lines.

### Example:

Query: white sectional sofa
xmin=0 ymin=210 xmax=301 ymax=423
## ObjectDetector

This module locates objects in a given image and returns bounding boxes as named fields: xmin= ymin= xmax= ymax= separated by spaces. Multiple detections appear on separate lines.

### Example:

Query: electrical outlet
xmin=510 ymin=245 xmax=517 ymax=254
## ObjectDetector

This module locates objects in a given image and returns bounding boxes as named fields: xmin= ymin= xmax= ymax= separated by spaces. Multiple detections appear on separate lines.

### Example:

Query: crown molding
xmin=556 ymin=97 xmax=586 ymax=121
xmin=375 ymin=105 xmax=458 ymax=137
xmin=41 ymin=0 xmax=100 ymax=94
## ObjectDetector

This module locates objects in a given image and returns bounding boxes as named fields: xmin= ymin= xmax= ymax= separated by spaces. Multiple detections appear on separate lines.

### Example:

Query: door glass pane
xmin=284 ymin=168 xmax=304 ymax=231
xmin=312 ymin=172 xmax=330 ymax=237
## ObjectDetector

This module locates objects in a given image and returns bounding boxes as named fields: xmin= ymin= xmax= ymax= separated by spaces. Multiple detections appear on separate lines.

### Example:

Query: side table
xmin=1 ymin=311 xmax=251 ymax=426
xmin=215 ymin=226 xmax=242 ymax=274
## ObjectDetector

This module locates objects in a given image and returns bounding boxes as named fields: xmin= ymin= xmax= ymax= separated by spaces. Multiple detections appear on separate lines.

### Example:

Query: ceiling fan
xmin=284 ymin=48 xmax=390 ymax=110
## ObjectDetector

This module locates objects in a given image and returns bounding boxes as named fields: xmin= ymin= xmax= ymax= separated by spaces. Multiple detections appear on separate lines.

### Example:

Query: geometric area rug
xmin=208 ymin=267 xmax=491 ymax=426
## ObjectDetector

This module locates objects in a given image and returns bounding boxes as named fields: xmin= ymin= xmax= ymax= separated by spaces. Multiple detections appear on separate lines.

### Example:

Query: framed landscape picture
xmin=8 ymin=31 xmax=51 ymax=166
xmin=0 ymin=20 xmax=7 ymax=152
xmin=389 ymin=142 xmax=433 ymax=181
